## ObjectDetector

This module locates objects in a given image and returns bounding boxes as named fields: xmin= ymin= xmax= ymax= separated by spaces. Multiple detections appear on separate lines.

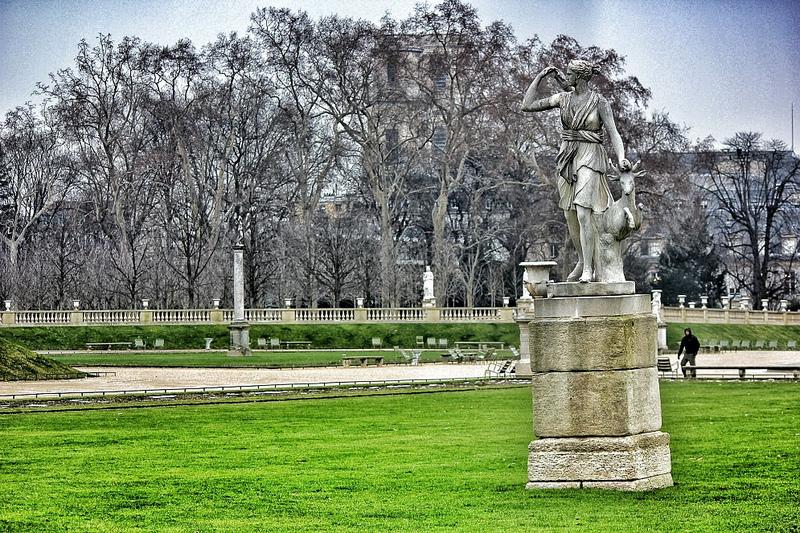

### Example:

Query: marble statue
xmin=422 ymin=266 xmax=435 ymax=302
xmin=522 ymin=59 xmax=639 ymax=283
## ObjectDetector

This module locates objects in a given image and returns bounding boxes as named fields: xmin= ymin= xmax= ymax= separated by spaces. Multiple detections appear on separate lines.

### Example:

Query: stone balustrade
xmin=0 ymin=304 xmax=795 ymax=327
xmin=0 ymin=306 xmax=515 ymax=327
xmin=661 ymin=306 xmax=800 ymax=325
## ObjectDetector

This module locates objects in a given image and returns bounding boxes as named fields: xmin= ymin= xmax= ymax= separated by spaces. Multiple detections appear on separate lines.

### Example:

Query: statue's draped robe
xmin=555 ymin=91 xmax=611 ymax=213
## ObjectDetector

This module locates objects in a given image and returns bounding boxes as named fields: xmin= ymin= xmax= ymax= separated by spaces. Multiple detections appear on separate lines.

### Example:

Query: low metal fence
xmin=0 ymin=375 xmax=521 ymax=401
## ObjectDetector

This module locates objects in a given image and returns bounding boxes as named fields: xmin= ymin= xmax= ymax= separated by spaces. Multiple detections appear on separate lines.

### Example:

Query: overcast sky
xmin=1 ymin=0 xmax=799 ymax=148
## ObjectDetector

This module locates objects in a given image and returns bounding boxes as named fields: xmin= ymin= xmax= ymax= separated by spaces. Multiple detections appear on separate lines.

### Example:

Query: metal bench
xmin=85 ymin=342 xmax=132 ymax=351
xmin=341 ymin=355 xmax=384 ymax=367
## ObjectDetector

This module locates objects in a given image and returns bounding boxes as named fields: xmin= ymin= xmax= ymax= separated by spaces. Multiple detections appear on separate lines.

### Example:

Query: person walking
xmin=677 ymin=328 xmax=700 ymax=378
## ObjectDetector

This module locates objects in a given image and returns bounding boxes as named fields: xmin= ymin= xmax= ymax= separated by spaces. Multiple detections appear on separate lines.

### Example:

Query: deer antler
xmin=607 ymin=159 xmax=619 ymax=180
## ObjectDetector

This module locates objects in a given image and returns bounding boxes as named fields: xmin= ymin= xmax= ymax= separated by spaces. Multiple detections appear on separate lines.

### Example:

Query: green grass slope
xmin=0 ymin=382 xmax=797 ymax=531
xmin=0 ymin=338 xmax=83 ymax=380
xmin=667 ymin=322 xmax=800 ymax=348
xmin=0 ymin=322 xmax=518 ymax=351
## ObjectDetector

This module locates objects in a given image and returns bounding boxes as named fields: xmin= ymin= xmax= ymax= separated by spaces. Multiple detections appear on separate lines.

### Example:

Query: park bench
xmin=85 ymin=342 xmax=132 ymax=351
xmin=282 ymin=340 xmax=312 ymax=349
xmin=455 ymin=341 xmax=505 ymax=350
xmin=686 ymin=365 xmax=800 ymax=380
xmin=341 ymin=355 xmax=384 ymax=367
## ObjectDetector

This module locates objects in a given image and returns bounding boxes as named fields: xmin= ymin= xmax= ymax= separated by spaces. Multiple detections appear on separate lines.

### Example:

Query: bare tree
xmin=0 ymin=104 xmax=72 ymax=304
xmin=698 ymin=132 xmax=800 ymax=308
xmin=40 ymin=35 xmax=157 ymax=306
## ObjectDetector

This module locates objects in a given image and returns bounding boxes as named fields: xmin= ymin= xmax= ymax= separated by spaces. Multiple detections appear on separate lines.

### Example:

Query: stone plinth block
xmin=548 ymin=281 xmax=635 ymax=298
xmin=530 ymin=314 xmax=657 ymax=372
xmin=531 ymin=368 xmax=662 ymax=437
xmin=228 ymin=320 xmax=251 ymax=357
xmin=534 ymin=294 xmax=650 ymax=319
xmin=527 ymin=431 xmax=672 ymax=486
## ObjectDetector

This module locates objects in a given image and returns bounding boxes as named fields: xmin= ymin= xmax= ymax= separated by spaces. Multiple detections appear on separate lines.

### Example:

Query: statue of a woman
xmin=522 ymin=60 xmax=631 ymax=283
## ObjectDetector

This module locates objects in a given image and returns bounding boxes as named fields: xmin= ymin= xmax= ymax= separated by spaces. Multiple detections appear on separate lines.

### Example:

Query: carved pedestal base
xmin=527 ymin=431 xmax=673 ymax=491
xmin=228 ymin=320 xmax=251 ymax=357
xmin=526 ymin=290 xmax=672 ymax=491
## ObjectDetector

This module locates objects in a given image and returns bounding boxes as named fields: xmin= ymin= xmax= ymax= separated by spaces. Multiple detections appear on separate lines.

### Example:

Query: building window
xmin=432 ymin=125 xmax=447 ymax=151
xmin=783 ymin=236 xmax=798 ymax=256
xmin=386 ymin=59 xmax=397 ymax=87
xmin=648 ymin=240 xmax=663 ymax=257
xmin=386 ymin=128 xmax=399 ymax=162
xmin=434 ymin=72 xmax=447 ymax=91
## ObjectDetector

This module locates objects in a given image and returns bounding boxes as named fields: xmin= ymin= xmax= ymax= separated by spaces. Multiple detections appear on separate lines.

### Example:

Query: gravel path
xmin=0 ymin=363 xmax=494 ymax=396
xmin=2 ymin=351 xmax=798 ymax=397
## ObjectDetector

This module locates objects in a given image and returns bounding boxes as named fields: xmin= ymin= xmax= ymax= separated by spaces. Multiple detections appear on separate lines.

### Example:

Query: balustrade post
xmin=1 ymin=311 xmax=15 ymax=325
xmin=70 ymin=300 xmax=83 ymax=324
xmin=141 ymin=310 xmax=153 ymax=323
xmin=424 ymin=307 xmax=441 ymax=322
xmin=354 ymin=307 xmax=368 ymax=322
xmin=280 ymin=308 xmax=296 ymax=323
xmin=210 ymin=308 xmax=224 ymax=323
xmin=499 ymin=308 xmax=514 ymax=321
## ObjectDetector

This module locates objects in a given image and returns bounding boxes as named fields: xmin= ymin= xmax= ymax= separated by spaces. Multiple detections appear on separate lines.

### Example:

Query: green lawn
xmin=0 ymin=382 xmax=797 ymax=531
xmin=45 ymin=349 xmax=503 ymax=368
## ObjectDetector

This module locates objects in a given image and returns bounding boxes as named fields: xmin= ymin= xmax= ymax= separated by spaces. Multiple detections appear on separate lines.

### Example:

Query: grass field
xmin=45 ymin=349 xmax=505 ymax=368
xmin=0 ymin=381 xmax=797 ymax=531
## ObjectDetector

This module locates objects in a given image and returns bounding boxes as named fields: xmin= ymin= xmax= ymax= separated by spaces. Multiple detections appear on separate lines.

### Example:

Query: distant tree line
xmin=1 ymin=0 xmax=794 ymax=310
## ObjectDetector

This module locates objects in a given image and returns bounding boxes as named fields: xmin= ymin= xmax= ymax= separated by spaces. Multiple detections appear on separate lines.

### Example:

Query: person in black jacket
xmin=677 ymin=328 xmax=700 ymax=378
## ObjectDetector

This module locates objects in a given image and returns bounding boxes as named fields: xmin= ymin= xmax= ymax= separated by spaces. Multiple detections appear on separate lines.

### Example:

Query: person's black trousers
xmin=680 ymin=352 xmax=697 ymax=378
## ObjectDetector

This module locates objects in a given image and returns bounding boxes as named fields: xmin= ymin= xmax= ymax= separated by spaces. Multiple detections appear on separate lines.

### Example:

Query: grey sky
xmin=1 ymin=0 xmax=798 ymax=147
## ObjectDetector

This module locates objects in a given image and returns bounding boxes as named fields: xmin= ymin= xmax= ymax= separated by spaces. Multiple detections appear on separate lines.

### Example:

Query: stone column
xmin=514 ymin=303 xmax=534 ymax=378
xmin=516 ymin=262 xmax=558 ymax=378
xmin=651 ymin=290 xmax=667 ymax=353
xmin=228 ymin=244 xmax=251 ymax=356
xmin=526 ymin=287 xmax=672 ymax=491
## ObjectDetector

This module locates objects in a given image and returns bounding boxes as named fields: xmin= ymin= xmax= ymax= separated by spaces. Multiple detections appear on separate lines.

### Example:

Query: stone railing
xmin=662 ymin=306 xmax=800 ymax=325
xmin=0 ymin=306 xmax=515 ymax=327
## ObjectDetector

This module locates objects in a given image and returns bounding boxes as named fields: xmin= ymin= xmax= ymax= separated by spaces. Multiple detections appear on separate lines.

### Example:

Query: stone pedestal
xmin=228 ymin=243 xmax=250 ymax=356
xmin=514 ymin=298 xmax=534 ymax=378
xmin=526 ymin=286 xmax=672 ymax=491
xmin=228 ymin=320 xmax=251 ymax=357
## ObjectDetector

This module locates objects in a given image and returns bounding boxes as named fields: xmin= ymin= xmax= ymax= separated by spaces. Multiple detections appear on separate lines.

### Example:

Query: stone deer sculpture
xmin=593 ymin=161 xmax=646 ymax=283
